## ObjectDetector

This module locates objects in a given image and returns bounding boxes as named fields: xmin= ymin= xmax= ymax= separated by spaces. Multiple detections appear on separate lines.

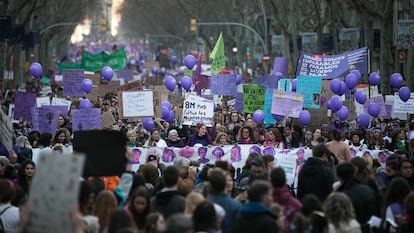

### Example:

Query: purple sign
xmin=41 ymin=105 xmax=69 ymax=117
xmin=31 ymin=107 xmax=59 ymax=134
xmin=71 ymin=108 xmax=102 ymax=132
xmin=296 ymin=47 xmax=368 ymax=79
xmin=193 ymin=75 xmax=210 ymax=95
xmin=118 ymin=69 xmax=132 ymax=81
xmin=209 ymin=74 xmax=237 ymax=96
xmin=271 ymin=91 xmax=304 ymax=118
xmin=252 ymin=76 xmax=280 ymax=89
xmin=363 ymin=96 xmax=387 ymax=117
xmin=14 ymin=92 xmax=36 ymax=122
xmin=234 ymin=92 xmax=244 ymax=112
xmin=63 ymin=69 xmax=85 ymax=97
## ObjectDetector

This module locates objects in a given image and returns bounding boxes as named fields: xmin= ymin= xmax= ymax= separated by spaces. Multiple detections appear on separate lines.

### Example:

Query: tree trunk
xmin=379 ymin=16 xmax=394 ymax=94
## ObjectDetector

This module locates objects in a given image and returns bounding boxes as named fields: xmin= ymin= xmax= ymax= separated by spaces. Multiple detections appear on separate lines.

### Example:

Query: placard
xmin=63 ymin=69 xmax=84 ymax=97
xmin=8 ymin=104 xmax=15 ymax=119
xmin=71 ymin=108 xmax=102 ymax=132
xmin=36 ymin=97 xmax=50 ymax=107
xmin=14 ymin=91 xmax=36 ymax=122
xmin=252 ymin=76 xmax=279 ymax=89
xmin=296 ymin=75 xmax=322 ymax=109
xmin=28 ymin=153 xmax=85 ymax=233
xmin=355 ymin=95 xmax=387 ymax=117
xmin=0 ymin=109 xmax=13 ymax=151
xmin=385 ymin=95 xmax=407 ymax=120
xmin=182 ymin=95 xmax=214 ymax=126
xmin=52 ymin=97 xmax=72 ymax=111
xmin=120 ymin=91 xmax=154 ymax=118
xmin=31 ymin=107 xmax=59 ymax=134
xmin=278 ymin=79 xmax=292 ymax=92
xmin=243 ymin=85 xmax=265 ymax=113
xmin=209 ymin=74 xmax=237 ymax=96
xmin=264 ymin=88 xmax=276 ymax=125
xmin=271 ymin=91 xmax=304 ymax=118
xmin=393 ymin=92 xmax=414 ymax=114
xmin=118 ymin=69 xmax=133 ymax=81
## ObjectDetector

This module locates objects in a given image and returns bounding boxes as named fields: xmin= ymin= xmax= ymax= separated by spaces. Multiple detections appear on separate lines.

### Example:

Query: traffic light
xmin=100 ymin=18 xmax=107 ymax=32
xmin=190 ymin=19 xmax=197 ymax=32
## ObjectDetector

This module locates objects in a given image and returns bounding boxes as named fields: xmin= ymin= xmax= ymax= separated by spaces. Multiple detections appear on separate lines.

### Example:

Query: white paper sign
xmin=0 ymin=109 xmax=13 ymax=151
xmin=52 ymin=97 xmax=72 ymax=111
xmin=385 ymin=95 xmax=407 ymax=120
xmin=393 ymin=92 xmax=414 ymax=114
xmin=122 ymin=91 xmax=154 ymax=117
xmin=8 ymin=104 xmax=15 ymax=119
xmin=182 ymin=95 xmax=214 ymax=126
xmin=54 ymin=75 xmax=63 ymax=82
xmin=28 ymin=153 xmax=85 ymax=233
xmin=36 ymin=97 xmax=50 ymax=107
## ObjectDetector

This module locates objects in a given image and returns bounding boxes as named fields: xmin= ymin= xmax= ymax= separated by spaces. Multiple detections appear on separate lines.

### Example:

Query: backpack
xmin=0 ymin=206 xmax=12 ymax=233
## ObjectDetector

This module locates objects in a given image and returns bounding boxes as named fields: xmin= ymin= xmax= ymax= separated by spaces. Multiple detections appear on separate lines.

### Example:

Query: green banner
xmin=81 ymin=47 xmax=127 ymax=72
xmin=56 ymin=63 xmax=82 ymax=72
xmin=243 ymin=84 xmax=265 ymax=113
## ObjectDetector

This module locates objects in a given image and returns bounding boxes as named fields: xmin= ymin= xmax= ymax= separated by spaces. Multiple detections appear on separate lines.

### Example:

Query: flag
xmin=209 ymin=32 xmax=225 ymax=75
xmin=194 ymin=54 xmax=203 ymax=79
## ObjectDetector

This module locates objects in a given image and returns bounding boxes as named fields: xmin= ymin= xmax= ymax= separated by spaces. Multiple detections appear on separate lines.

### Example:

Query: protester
xmin=0 ymin=179 xmax=19 ymax=233
xmin=144 ymin=129 xmax=167 ymax=148
xmin=324 ymin=192 xmax=361 ymax=233
xmin=187 ymin=123 xmax=212 ymax=146
xmin=166 ymin=129 xmax=185 ymax=148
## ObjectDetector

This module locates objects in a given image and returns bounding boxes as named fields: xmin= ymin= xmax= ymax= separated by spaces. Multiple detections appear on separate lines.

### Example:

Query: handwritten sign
xmin=14 ymin=91 xmax=36 ymax=122
xmin=0 ymin=109 xmax=13 ymax=151
xmin=385 ymin=95 xmax=407 ymax=120
xmin=52 ymin=97 xmax=72 ymax=111
xmin=31 ymin=107 xmax=59 ymax=134
xmin=271 ymin=91 xmax=304 ymax=118
xmin=63 ymin=69 xmax=84 ymax=97
xmin=121 ymin=91 xmax=154 ymax=118
xmin=355 ymin=96 xmax=387 ymax=117
xmin=182 ymin=95 xmax=214 ymax=126
xmin=36 ymin=97 xmax=50 ymax=107
xmin=209 ymin=74 xmax=237 ymax=96
xmin=393 ymin=92 xmax=414 ymax=114
xmin=296 ymin=75 xmax=322 ymax=109
xmin=28 ymin=153 xmax=85 ymax=233
xmin=118 ymin=69 xmax=133 ymax=81
xmin=71 ymin=108 xmax=102 ymax=132
xmin=243 ymin=85 xmax=265 ymax=113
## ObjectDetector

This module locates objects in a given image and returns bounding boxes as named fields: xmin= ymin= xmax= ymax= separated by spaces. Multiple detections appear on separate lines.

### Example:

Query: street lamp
xmin=232 ymin=47 xmax=238 ymax=53
xmin=232 ymin=46 xmax=238 ymax=67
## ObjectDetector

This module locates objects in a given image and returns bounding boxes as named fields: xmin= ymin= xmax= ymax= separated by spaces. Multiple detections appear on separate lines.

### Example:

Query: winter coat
xmin=233 ymin=202 xmax=278 ymax=233
xmin=151 ymin=190 xmax=185 ymax=219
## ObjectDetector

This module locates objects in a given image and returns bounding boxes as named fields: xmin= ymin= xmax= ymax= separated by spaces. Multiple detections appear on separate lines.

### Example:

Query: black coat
xmin=233 ymin=202 xmax=278 ymax=233
xmin=151 ymin=190 xmax=185 ymax=219
xmin=297 ymin=157 xmax=334 ymax=201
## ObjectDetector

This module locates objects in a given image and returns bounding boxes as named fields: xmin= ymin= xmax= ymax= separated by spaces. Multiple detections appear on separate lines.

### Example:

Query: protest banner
xmin=271 ymin=91 xmax=304 ymax=118
xmin=14 ymin=91 xmax=36 ymax=122
xmin=264 ymin=88 xmax=276 ymax=126
xmin=118 ymin=69 xmax=132 ymax=81
xmin=182 ymin=95 xmax=214 ymax=126
xmin=117 ymin=80 xmax=142 ymax=92
xmin=56 ymin=63 xmax=82 ymax=72
xmin=51 ymin=97 xmax=72 ymax=111
xmin=252 ymin=76 xmax=279 ymax=89
xmin=355 ymin=96 xmax=387 ymax=117
xmin=296 ymin=47 xmax=368 ymax=79
xmin=31 ymin=107 xmax=59 ymax=134
xmin=101 ymin=111 xmax=116 ymax=129
xmin=71 ymin=108 xmax=102 ymax=132
xmin=393 ymin=92 xmax=414 ymax=114
xmin=397 ymin=20 xmax=414 ymax=49
xmin=296 ymin=75 xmax=322 ymax=109
xmin=36 ymin=96 xmax=50 ymax=107
xmin=119 ymin=91 xmax=154 ymax=118
xmin=243 ymin=85 xmax=265 ymax=113
xmin=0 ymin=109 xmax=13 ymax=151
xmin=278 ymin=79 xmax=292 ymax=92
xmin=209 ymin=74 xmax=237 ymax=96
xmin=28 ymin=153 xmax=85 ymax=233
xmin=384 ymin=95 xmax=407 ymax=120
xmin=81 ymin=47 xmax=127 ymax=72
xmin=63 ymin=69 xmax=84 ymax=97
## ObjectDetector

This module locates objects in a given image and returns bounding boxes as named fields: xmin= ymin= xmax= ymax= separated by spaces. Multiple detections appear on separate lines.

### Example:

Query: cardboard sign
xmin=120 ymin=91 xmax=154 ymax=118
xmin=209 ymin=74 xmax=237 ymax=96
xmin=85 ymin=73 xmax=102 ymax=85
xmin=271 ymin=91 xmax=304 ymax=118
xmin=36 ymin=97 xmax=51 ymax=107
xmin=296 ymin=75 xmax=322 ymax=109
xmin=14 ymin=91 xmax=36 ymax=122
xmin=152 ymin=87 xmax=169 ymax=118
xmin=31 ymin=107 xmax=59 ymax=134
xmin=51 ymin=97 xmax=72 ymax=111
xmin=71 ymin=108 xmax=102 ymax=132
xmin=63 ymin=69 xmax=84 ymax=97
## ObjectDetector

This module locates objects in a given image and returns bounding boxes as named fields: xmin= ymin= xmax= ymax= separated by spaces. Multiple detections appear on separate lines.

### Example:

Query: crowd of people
xmin=2 ymin=85 xmax=414 ymax=233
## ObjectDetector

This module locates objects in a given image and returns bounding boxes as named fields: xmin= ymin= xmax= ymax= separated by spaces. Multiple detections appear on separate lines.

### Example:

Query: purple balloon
xmin=183 ymin=55 xmax=196 ymax=69
xmin=337 ymin=106 xmax=349 ymax=121
xmin=351 ymin=70 xmax=361 ymax=81
xmin=164 ymin=76 xmax=177 ymax=91
xmin=390 ymin=73 xmax=403 ymax=88
xmin=152 ymin=66 xmax=158 ymax=75
xmin=166 ymin=111 xmax=174 ymax=123
xmin=161 ymin=106 xmax=170 ymax=120
xmin=102 ymin=66 xmax=113 ymax=81
xmin=299 ymin=110 xmax=311 ymax=126
xmin=345 ymin=73 xmax=358 ymax=89
xmin=162 ymin=101 xmax=172 ymax=111
xmin=253 ymin=110 xmax=265 ymax=123
xmin=330 ymin=95 xmax=343 ymax=112
xmin=369 ymin=72 xmax=380 ymax=86
xmin=337 ymin=81 xmax=346 ymax=96
xmin=272 ymin=114 xmax=284 ymax=121
xmin=30 ymin=62 xmax=43 ymax=79
xmin=171 ymin=56 xmax=178 ymax=64
xmin=291 ymin=79 xmax=297 ymax=92
xmin=399 ymin=86 xmax=411 ymax=102
xmin=181 ymin=76 xmax=193 ymax=91
xmin=236 ymin=75 xmax=242 ymax=85
xmin=142 ymin=117 xmax=155 ymax=132
xmin=358 ymin=113 xmax=370 ymax=129
xmin=330 ymin=79 xmax=341 ymax=94
xmin=354 ymin=90 xmax=367 ymax=104
xmin=141 ymin=68 xmax=147 ymax=75
xmin=79 ymin=99 xmax=91 ymax=109
xmin=367 ymin=103 xmax=380 ymax=117
xmin=81 ymin=79 xmax=93 ymax=94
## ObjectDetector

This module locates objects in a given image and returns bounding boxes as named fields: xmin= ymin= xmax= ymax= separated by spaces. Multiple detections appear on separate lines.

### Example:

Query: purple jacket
xmin=272 ymin=187 xmax=302 ymax=233
xmin=186 ymin=133 xmax=212 ymax=146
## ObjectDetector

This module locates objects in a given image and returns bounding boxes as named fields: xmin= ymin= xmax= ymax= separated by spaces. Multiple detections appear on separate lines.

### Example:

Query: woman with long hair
xmin=237 ymin=126 xmax=255 ymax=144
xmin=187 ymin=123 xmax=212 ymax=146
xmin=53 ymin=128 xmax=71 ymax=145
xmin=124 ymin=187 xmax=151 ymax=231
xmin=107 ymin=207 xmax=135 ymax=233
xmin=94 ymin=190 xmax=118 ymax=233
xmin=324 ymin=192 xmax=361 ymax=233
xmin=145 ymin=212 xmax=166 ymax=233
xmin=144 ymin=129 xmax=167 ymax=148
xmin=213 ymin=132 xmax=229 ymax=146
xmin=13 ymin=160 xmax=35 ymax=196
xmin=192 ymin=201 xmax=219 ymax=233
xmin=263 ymin=128 xmax=283 ymax=148
xmin=381 ymin=177 xmax=411 ymax=229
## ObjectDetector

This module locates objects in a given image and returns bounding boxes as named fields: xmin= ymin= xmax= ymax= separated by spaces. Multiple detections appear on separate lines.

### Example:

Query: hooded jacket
xmin=272 ymin=187 xmax=302 ymax=233
xmin=233 ymin=202 xmax=278 ymax=233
